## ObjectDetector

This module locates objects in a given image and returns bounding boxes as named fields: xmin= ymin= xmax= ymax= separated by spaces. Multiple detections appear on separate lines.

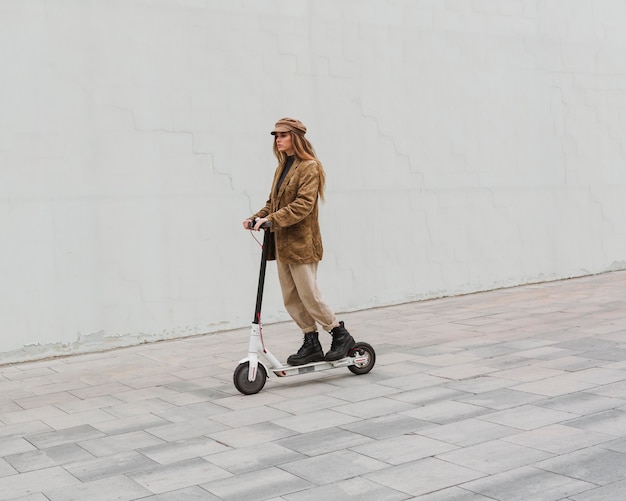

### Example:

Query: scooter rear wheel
xmin=233 ymin=361 xmax=267 ymax=395
xmin=348 ymin=342 xmax=376 ymax=375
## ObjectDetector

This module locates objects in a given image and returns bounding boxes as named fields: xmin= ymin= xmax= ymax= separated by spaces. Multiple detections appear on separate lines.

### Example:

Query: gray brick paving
xmin=0 ymin=271 xmax=625 ymax=499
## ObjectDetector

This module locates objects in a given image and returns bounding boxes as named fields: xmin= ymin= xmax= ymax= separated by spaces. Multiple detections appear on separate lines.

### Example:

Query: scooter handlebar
xmin=248 ymin=218 xmax=271 ymax=230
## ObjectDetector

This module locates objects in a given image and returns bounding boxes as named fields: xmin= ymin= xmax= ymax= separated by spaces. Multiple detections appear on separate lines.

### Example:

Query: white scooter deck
xmin=271 ymin=354 xmax=364 ymax=377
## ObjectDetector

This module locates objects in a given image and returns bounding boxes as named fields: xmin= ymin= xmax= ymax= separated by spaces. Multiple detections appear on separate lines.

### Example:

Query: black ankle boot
xmin=287 ymin=332 xmax=324 ymax=366
xmin=325 ymin=321 xmax=356 ymax=361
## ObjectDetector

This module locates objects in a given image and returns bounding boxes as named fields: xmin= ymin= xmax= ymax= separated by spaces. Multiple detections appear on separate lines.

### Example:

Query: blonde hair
xmin=273 ymin=132 xmax=326 ymax=202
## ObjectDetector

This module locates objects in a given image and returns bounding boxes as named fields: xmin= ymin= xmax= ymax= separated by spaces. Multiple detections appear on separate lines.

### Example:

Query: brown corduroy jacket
xmin=250 ymin=158 xmax=323 ymax=264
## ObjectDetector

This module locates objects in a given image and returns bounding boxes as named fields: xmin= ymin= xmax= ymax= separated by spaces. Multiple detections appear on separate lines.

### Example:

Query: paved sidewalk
xmin=1 ymin=271 xmax=625 ymax=500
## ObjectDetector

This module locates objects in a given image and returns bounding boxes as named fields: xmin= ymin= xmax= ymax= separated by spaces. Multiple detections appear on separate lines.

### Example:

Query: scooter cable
xmin=249 ymin=229 xmax=264 ymax=248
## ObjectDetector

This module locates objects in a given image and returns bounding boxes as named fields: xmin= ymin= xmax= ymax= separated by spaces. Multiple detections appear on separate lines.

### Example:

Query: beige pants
xmin=276 ymin=260 xmax=339 ymax=333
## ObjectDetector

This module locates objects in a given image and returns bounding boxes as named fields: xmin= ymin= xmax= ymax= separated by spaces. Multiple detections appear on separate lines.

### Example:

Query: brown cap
xmin=271 ymin=117 xmax=307 ymax=136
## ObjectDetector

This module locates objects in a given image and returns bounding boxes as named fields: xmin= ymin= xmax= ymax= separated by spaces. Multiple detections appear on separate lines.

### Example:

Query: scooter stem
xmin=253 ymin=226 xmax=271 ymax=324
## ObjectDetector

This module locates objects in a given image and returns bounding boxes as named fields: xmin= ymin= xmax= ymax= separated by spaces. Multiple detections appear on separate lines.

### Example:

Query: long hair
xmin=273 ymin=133 xmax=326 ymax=202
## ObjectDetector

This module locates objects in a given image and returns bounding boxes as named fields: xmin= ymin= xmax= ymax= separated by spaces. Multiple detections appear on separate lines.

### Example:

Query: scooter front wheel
xmin=233 ymin=361 xmax=267 ymax=395
xmin=348 ymin=342 xmax=376 ymax=375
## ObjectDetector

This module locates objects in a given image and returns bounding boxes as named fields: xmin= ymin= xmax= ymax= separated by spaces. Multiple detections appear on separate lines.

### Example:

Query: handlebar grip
xmin=248 ymin=219 xmax=271 ymax=230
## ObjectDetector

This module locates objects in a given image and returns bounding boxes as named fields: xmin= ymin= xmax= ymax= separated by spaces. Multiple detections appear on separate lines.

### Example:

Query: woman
xmin=242 ymin=117 xmax=355 ymax=366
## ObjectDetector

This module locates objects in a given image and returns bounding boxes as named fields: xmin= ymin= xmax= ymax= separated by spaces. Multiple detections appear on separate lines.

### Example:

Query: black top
xmin=276 ymin=156 xmax=295 ymax=194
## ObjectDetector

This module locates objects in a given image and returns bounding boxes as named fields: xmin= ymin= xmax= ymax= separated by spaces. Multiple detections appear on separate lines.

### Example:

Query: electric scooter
xmin=233 ymin=221 xmax=376 ymax=395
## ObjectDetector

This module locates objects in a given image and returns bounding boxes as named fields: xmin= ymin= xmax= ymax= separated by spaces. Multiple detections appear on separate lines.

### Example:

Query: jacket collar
xmin=274 ymin=157 xmax=300 ymax=199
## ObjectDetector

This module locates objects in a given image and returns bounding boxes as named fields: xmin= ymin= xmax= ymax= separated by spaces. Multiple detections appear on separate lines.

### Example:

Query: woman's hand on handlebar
xmin=252 ymin=217 xmax=269 ymax=231
xmin=242 ymin=217 xmax=270 ymax=231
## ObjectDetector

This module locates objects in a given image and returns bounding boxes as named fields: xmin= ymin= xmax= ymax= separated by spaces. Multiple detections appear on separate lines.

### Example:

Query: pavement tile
xmin=387 ymin=386 xmax=471 ymax=406
xmin=272 ymin=409 xmax=361 ymax=433
xmin=352 ymin=434 xmax=457 ymax=465
xmin=13 ymin=392 xmax=80 ymax=410
xmin=78 ymin=431 xmax=165 ymax=457
xmin=101 ymin=398 xmax=178 ymax=419
xmin=415 ymin=353 xmax=482 ymax=367
xmin=0 ymin=436 xmax=37 ymax=457
xmin=465 ymin=345 xmax=522 ymax=359
xmin=41 ymin=409 xmax=119 ymax=431
xmin=204 ymin=441 xmax=305 ymax=474
xmin=436 ymin=439 xmax=553 ymax=474
xmin=27 ymin=380 xmax=88 ymax=396
xmin=481 ymin=355 xmax=536 ymax=371
xmin=569 ymin=367 xmax=626 ymax=385
xmin=279 ymin=449 xmax=388 ymax=485
xmin=4 ymin=494 xmax=51 ymax=501
xmin=276 ymin=427 xmax=373 ymax=456
xmin=456 ymin=388 xmax=546 ymax=410
xmin=0 ymin=405 xmax=69 ymax=426
xmin=444 ymin=376 xmax=517 ymax=394
xmin=149 ymin=401 xmax=231 ymax=423
xmin=201 ymin=466 xmax=312 ymax=501
xmin=407 ymin=343 xmax=465 ymax=357
xmin=461 ymin=465 xmax=595 ymax=500
xmin=536 ymin=392 xmax=624 ymax=415
xmin=42 ymin=475 xmax=151 ymax=501
xmin=477 ymin=404 xmax=578 ymax=430
xmin=582 ymin=348 xmax=626 ymax=362
xmin=267 ymin=394 xmax=348 ymax=414
xmin=146 ymin=418 xmax=230 ymax=442
xmin=502 ymin=424 xmax=614 ymax=455
xmin=419 ymin=417 xmax=520 ymax=447
xmin=91 ymin=414 xmax=171 ymax=435
xmin=24 ymin=424 xmax=105 ymax=449
xmin=536 ymin=356 xmax=602 ymax=371
xmin=401 ymin=400 xmax=490 ymax=424
xmin=0 ymin=458 xmax=16 ymax=477
xmin=332 ymin=396 xmax=416 ymax=419
xmin=488 ymin=366 xmax=565 ymax=383
xmin=202 ymin=391 xmax=287 ymax=411
xmin=63 ymin=450 xmax=159 ymax=482
xmin=281 ymin=476 xmax=410 ymax=501
xmin=68 ymin=383 xmax=133 ymax=399
xmin=263 ymin=380 xmax=343 ymax=399
xmin=208 ymin=422 xmax=298 ymax=448
xmin=427 ymin=363 xmax=500 ymax=381
xmin=600 ymin=436 xmax=626 ymax=453
xmin=109 ymin=386 xmax=181 ymax=403
xmin=365 ymin=457 xmax=485 ymax=497
xmin=512 ymin=374 xmax=598 ymax=397
xmin=377 ymin=373 xmax=450 ymax=391
xmin=55 ymin=395 xmax=124 ymax=414
xmin=372 ymin=349 xmax=426 ymax=365
xmin=607 ymin=354 xmax=626 ymax=366
xmin=0 ymin=400 xmax=22 ymax=414
xmin=209 ymin=405 xmax=292 ymax=427
xmin=410 ymin=486 xmax=498 ymax=500
xmin=5 ymin=443 xmax=94 ymax=473
xmin=130 ymin=457 xmax=232 ymax=494
xmin=565 ymin=409 xmax=626 ymax=436
xmin=339 ymin=413 xmax=433 ymax=439
xmin=325 ymin=381 xmax=403 ymax=402
xmin=157 ymin=384 xmax=232 ymax=406
xmin=551 ymin=338 xmax=618 ymax=353
xmin=145 ymin=486 xmax=221 ymax=500
xmin=0 ymin=467 xmax=80 ymax=499
xmin=139 ymin=436 xmax=231 ymax=465
xmin=587 ymin=379 xmax=626 ymax=399
xmin=536 ymin=446 xmax=626 ymax=484
xmin=0 ymin=365 xmax=55 ymax=381
xmin=570 ymin=479 xmax=626 ymax=501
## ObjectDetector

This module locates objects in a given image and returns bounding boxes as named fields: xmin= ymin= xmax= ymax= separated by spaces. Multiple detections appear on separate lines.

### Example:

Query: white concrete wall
xmin=1 ymin=0 xmax=625 ymax=363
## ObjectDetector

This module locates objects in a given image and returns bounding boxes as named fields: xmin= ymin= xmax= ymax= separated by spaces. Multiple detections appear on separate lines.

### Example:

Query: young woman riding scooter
xmin=242 ymin=117 xmax=354 ymax=366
